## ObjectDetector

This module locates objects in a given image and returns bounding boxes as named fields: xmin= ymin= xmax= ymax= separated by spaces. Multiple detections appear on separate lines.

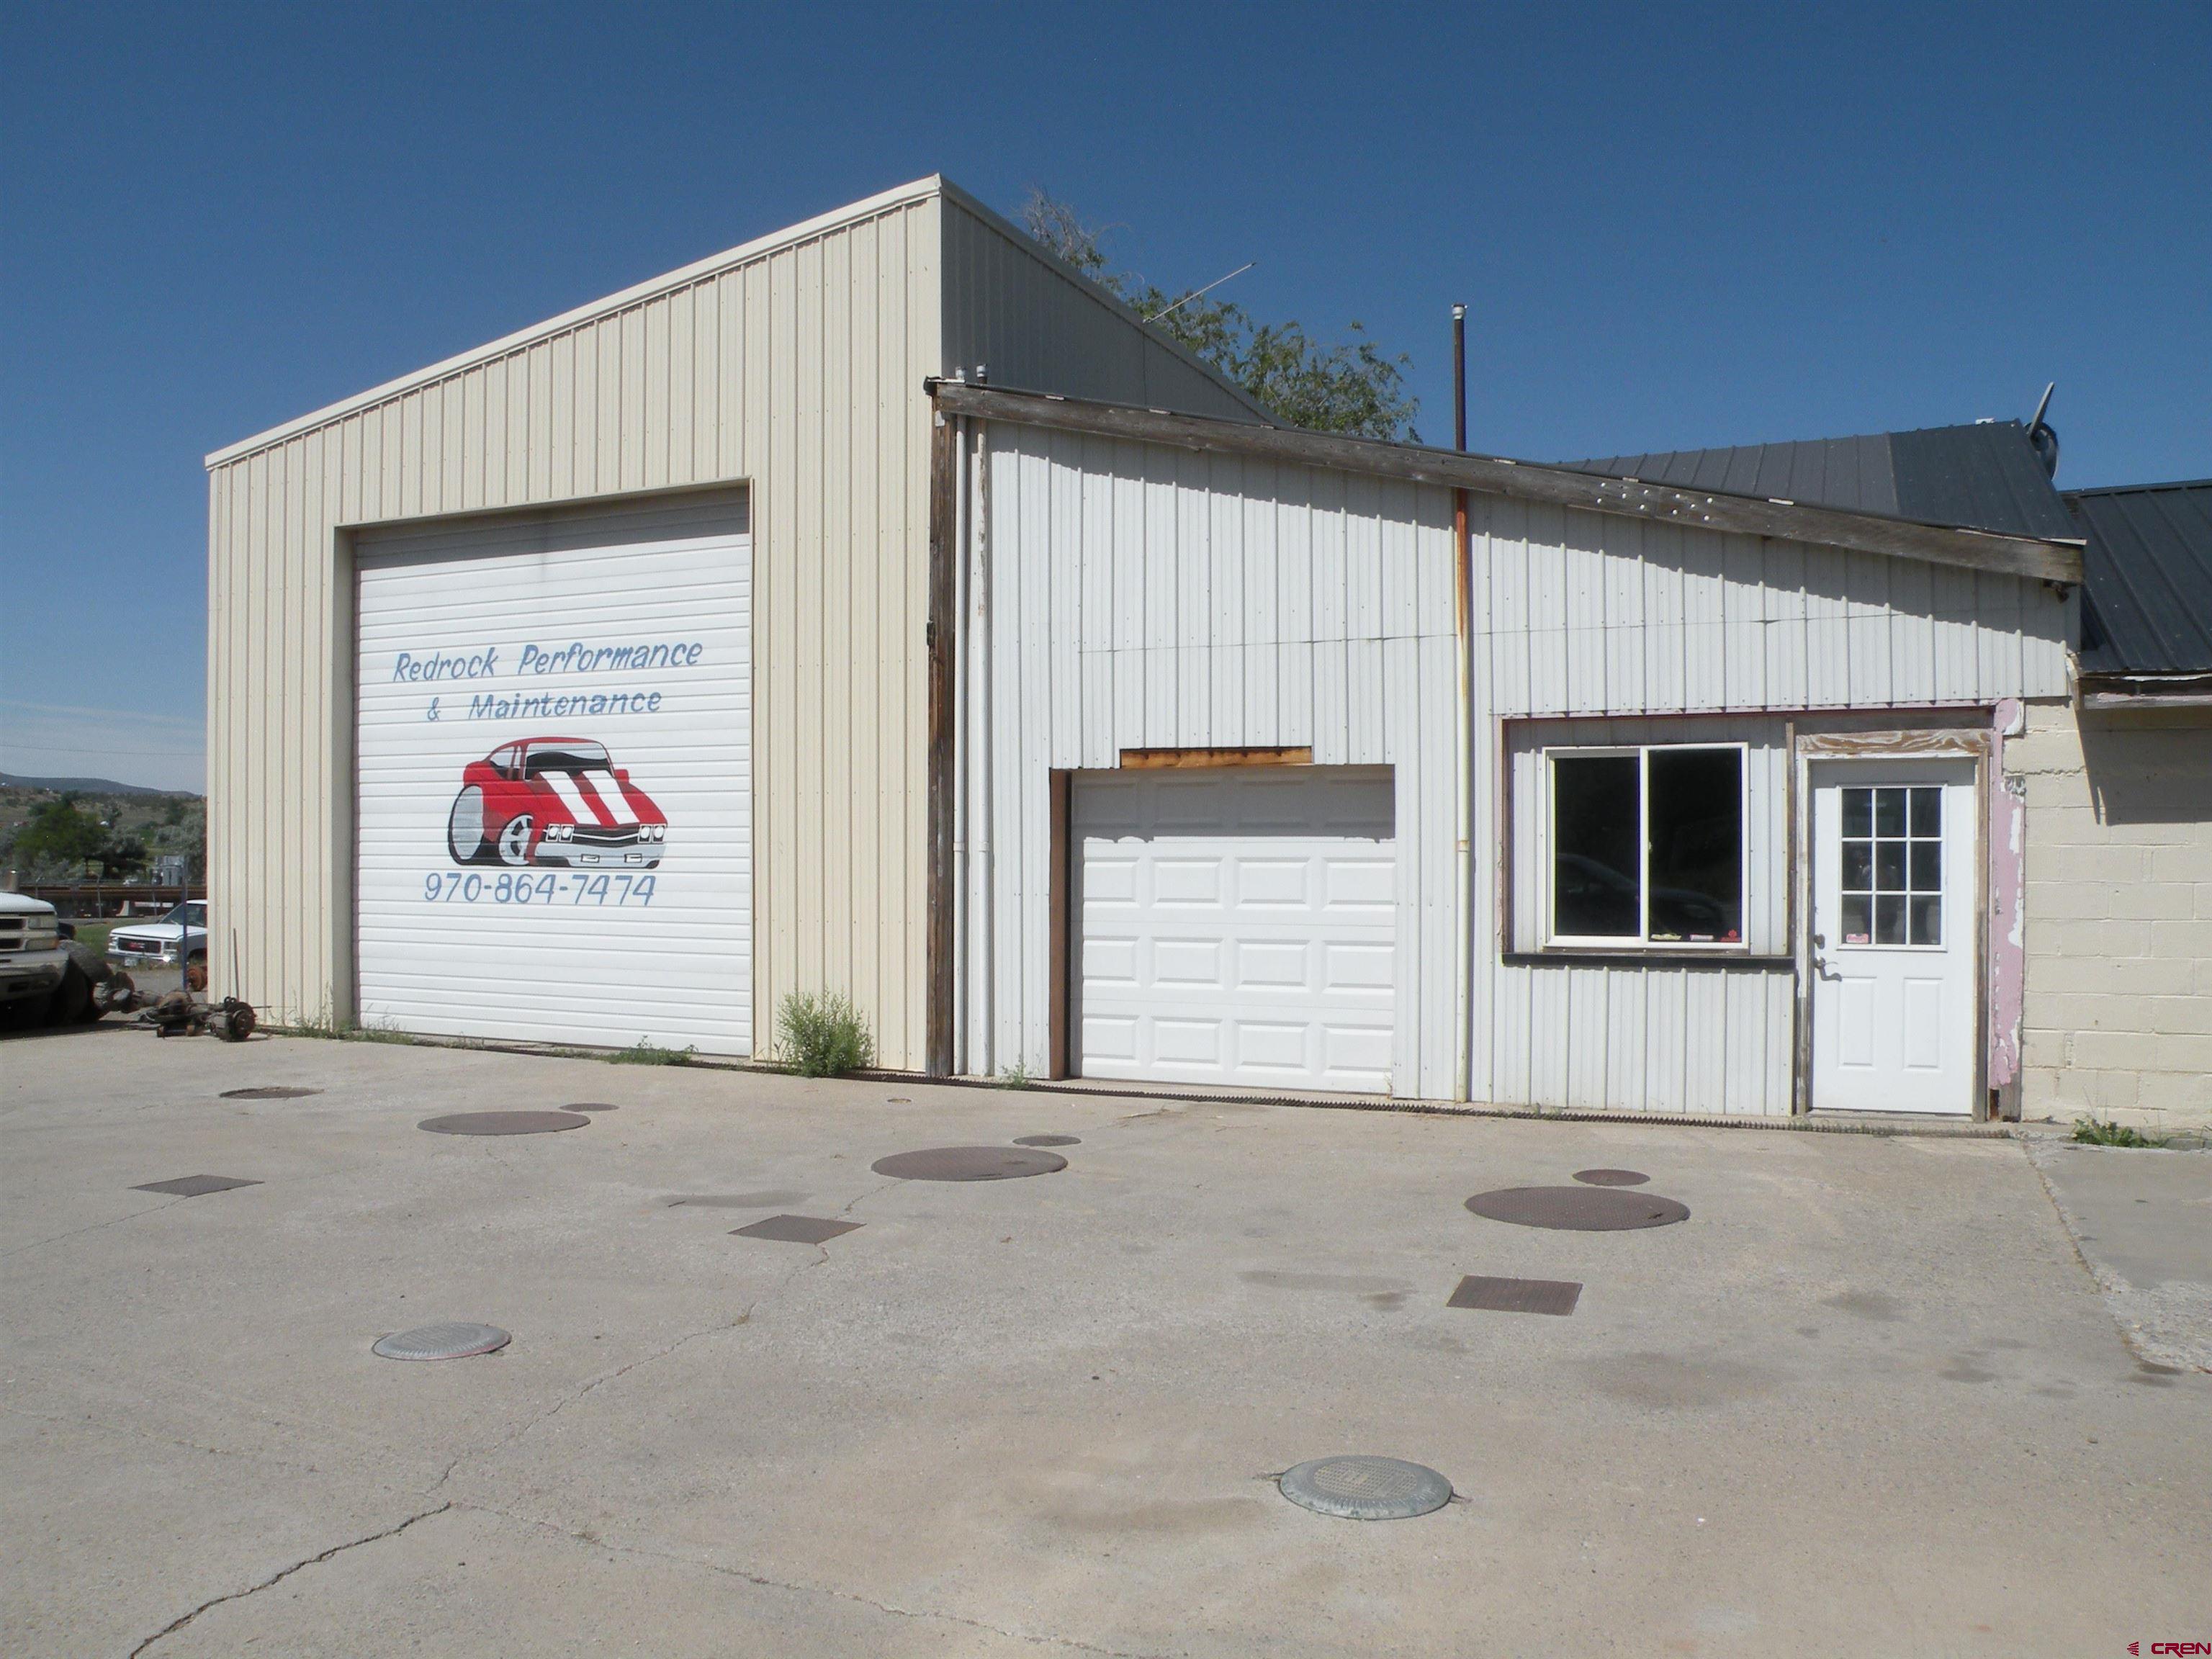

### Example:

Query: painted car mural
xmin=446 ymin=738 xmax=668 ymax=869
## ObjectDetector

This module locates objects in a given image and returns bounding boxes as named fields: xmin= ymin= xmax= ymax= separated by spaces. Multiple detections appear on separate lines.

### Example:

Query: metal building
xmin=926 ymin=384 xmax=2082 ymax=1118
xmin=214 ymin=177 xmax=2178 ymax=1125
xmin=204 ymin=178 xmax=1262 ymax=1064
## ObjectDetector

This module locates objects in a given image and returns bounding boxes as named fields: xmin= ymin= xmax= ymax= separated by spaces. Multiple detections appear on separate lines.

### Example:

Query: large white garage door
xmin=356 ymin=493 xmax=751 ymax=1054
xmin=1075 ymin=768 xmax=1395 ymax=1091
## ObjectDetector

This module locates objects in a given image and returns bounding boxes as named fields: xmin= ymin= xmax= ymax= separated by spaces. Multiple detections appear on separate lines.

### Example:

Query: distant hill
xmin=0 ymin=773 xmax=199 ymax=799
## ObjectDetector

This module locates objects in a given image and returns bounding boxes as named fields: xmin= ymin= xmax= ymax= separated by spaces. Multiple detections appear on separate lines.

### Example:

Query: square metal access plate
xmin=1447 ymin=1274 xmax=1582 ymax=1316
xmin=732 ymin=1214 xmax=863 ymax=1245
xmin=132 ymin=1175 xmax=263 ymax=1198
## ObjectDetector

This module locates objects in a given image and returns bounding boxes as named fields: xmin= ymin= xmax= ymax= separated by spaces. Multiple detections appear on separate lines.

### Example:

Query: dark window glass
xmin=1841 ymin=894 xmax=1872 ymax=943
xmin=1910 ymin=842 xmax=1941 ymax=891
xmin=1876 ymin=842 xmax=1907 ymax=891
xmin=1876 ymin=894 xmax=1907 ymax=945
xmin=1552 ymin=755 xmax=1640 ymax=938
xmin=1842 ymin=787 xmax=1872 ymax=837
xmin=1646 ymin=747 xmax=1744 ymax=942
xmin=1910 ymin=894 xmax=1943 ymax=947
xmin=1910 ymin=787 xmax=1941 ymax=837
xmin=1842 ymin=841 xmax=1873 ymax=891
xmin=1876 ymin=788 xmax=1907 ymax=836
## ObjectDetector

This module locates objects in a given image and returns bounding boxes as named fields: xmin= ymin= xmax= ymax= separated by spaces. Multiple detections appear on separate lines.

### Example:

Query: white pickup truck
xmin=0 ymin=892 xmax=133 ymax=1027
xmin=0 ymin=891 xmax=71 ymax=1018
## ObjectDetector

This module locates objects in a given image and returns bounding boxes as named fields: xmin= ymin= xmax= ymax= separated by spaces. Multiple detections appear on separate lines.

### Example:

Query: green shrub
xmin=2072 ymin=1116 xmax=2167 ymax=1148
xmin=777 ymin=991 xmax=875 ymax=1077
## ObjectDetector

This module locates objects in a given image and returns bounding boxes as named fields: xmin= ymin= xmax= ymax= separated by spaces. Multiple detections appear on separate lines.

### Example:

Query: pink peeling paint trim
xmin=1987 ymin=698 xmax=2028 ymax=1114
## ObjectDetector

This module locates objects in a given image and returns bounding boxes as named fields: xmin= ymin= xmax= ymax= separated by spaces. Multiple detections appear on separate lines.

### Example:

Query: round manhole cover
xmin=1573 ymin=1168 xmax=1649 ymax=1187
xmin=871 ymin=1146 xmax=1069 ymax=1182
xmin=1012 ymin=1134 xmax=1080 ymax=1147
xmin=418 ymin=1111 xmax=591 ymax=1136
xmin=1279 ymin=1456 xmax=1453 ymax=1520
xmin=221 ymin=1086 xmax=322 ymax=1100
xmin=565 ymin=1102 xmax=619 ymax=1112
xmin=1466 ymin=1186 xmax=1689 ymax=1230
xmin=372 ymin=1322 xmax=511 ymax=1361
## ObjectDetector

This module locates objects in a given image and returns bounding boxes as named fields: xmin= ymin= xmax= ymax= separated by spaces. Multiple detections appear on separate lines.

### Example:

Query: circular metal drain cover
xmin=871 ymin=1146 xmax=1068 ymax=1181
xmin=1279 ymin=1456 xmax=1452 ymax=1520
xmin=418 ymin=1111 xmax=590 ymax=1136
xmin=372 ymin=1322 xmax=511 ymax=1361
xmin=565 ymin=1102 xmax=619 ymax=1112
xmin=1012 ymin=1134 xmax=1080 ymax=1147
xmin=1466 ymin=1185 xmax=1689 ymax=1230
xmin=1573 ymin=1168 xmax=1649 ymax=1187
xmin=221 ymin=1086 xmax=321 ymax=1100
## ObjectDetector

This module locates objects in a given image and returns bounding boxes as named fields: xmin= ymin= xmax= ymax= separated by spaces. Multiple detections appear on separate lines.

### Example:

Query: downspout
xmin=1452 ymin=304 xmax=1474 ymax=1105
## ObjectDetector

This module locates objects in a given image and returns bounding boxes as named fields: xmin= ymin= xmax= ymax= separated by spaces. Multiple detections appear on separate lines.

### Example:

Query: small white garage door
xmin=1074 ymin=767 xmax=1395 ymax=1091
xmin=355 ymin=493 xmax=751 ymax=1054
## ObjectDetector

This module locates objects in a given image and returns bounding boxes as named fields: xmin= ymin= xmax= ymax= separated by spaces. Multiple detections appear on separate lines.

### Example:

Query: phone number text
xmin=423 ymin=872 xmax=657 ymax=906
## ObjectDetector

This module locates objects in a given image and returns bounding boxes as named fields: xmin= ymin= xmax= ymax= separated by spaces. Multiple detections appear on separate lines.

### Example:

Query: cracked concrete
xmin=4 ymin=1028 xmax=2207 ymax=1656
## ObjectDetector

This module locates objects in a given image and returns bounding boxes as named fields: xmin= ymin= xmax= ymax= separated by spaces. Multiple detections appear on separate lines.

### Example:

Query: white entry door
xmin=1074 ymin=767 xmax=1395 ymax=1092
xmin=1809 ymin=759 xmax=1977 ymax=1115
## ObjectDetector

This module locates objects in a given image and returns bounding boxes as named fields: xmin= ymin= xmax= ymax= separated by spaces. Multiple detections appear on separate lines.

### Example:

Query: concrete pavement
xmin=3 ymin=1023 xmax=2205 ymax=1656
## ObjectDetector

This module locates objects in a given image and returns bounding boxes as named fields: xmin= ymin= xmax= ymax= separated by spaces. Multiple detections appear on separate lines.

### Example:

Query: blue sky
xmin=4 ymin=1 xmax=2207 ymax=793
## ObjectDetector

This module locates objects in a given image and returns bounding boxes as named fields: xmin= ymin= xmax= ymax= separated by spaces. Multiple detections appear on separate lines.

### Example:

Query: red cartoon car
xmin=446 ymin=738 xmax=669 ymax=869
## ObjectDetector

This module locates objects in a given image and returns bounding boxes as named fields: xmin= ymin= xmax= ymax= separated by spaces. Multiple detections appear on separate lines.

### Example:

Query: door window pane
xmin=1842 ymin=788 xmax=1872 ymax=837
xmin=1876 ymin=841 xmax=1907 ymax=891
xmin=1647 ymin=747 xmax=1743 ymax=942
xmin=1839 ymin=779 xmax=1946 ymax=950
xmin=1910 ymin=842 xmax=1941 ymax=891
xmin=1552 ymin=755 xmax=1640 ymax=938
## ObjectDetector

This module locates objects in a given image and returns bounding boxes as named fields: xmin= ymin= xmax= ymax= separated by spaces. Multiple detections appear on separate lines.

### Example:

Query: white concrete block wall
xmin=2010 ymin=696 xmax=2212 ymax=1131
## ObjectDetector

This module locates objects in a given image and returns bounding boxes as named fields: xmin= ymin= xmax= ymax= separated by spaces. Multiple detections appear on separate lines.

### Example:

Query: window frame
xmin=1542 ymin=740 xmax=1752 ymax=953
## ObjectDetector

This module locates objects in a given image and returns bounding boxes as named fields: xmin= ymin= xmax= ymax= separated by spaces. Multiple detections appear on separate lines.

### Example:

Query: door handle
xmin=1810 ymin=932 xmax=1840 ymax=981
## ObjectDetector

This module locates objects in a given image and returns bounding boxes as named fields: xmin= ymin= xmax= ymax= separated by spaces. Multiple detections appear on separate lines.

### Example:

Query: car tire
xmin=46 ymin=963 xmax=93 ymax=1026
xmin=448 ymin=787 xmax=490 ymax=863
xmin=496 ymin=814 xmax=536 ymax=868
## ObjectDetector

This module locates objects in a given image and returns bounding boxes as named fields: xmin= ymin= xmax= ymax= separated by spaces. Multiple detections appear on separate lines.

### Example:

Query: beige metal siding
xmin=209 ymin=188 xmax=943 ymax=1064
xmin=939 ymin=195 xmax=1270 ymax=423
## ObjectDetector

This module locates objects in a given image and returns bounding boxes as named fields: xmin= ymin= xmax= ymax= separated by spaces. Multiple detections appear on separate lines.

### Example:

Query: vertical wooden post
xmin=924 ymin=410 xmax=958 ymax=1076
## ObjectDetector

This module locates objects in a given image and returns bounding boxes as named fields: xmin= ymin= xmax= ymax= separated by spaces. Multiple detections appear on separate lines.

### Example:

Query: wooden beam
xmin=924 ymin=416 xmax=958 ymax=1077
xmin=928 ymin=381 xmax=2084 ymax=586
xmin=1118 ymin=745 xmax=1315 ymax=769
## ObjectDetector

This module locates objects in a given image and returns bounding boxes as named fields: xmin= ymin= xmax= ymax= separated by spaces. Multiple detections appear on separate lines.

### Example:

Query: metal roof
xmin=931 ymin=382 xmax=2084 ymax=583
xmin=1563 ymin=421 xmax=2082 ymax=544
xmin=2067 ymin=480 xmax=2212 ymax=675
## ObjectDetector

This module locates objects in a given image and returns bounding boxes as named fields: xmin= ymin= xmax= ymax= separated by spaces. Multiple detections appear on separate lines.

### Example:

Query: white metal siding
xmin=1074 ymin=768 xmax=1395 ymax=1089
xmin=962 ymin=426 xmax=1460 ymax=1097
xmin=1467 ymin=493 xmax=2068 ymax=1114
xmin=966 ymin=425 xmax=2071 ymax=1112
xmin=354 ymin=495 xmax=750 ymax=1052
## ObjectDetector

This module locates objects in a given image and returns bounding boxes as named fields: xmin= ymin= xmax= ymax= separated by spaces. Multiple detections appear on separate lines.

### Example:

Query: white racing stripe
xmin=543 ymin=771 xmax=601 ymax=825
xmin=583 ymin=769 xmax=638 ymax=825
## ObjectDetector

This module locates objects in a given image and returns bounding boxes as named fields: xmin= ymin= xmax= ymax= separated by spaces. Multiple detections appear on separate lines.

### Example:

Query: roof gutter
xmin=926 ymin=381 xmax=2086 ymax=586
xmin=2077 ymin=670 xmax=2212 ymax=711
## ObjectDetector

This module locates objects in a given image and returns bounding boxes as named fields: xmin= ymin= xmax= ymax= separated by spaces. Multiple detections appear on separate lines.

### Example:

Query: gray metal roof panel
xmin=1565 ymin=421 xmax=2078 ymax=542
xmin=2067 ymin=481 xmax=2212 ymax=675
